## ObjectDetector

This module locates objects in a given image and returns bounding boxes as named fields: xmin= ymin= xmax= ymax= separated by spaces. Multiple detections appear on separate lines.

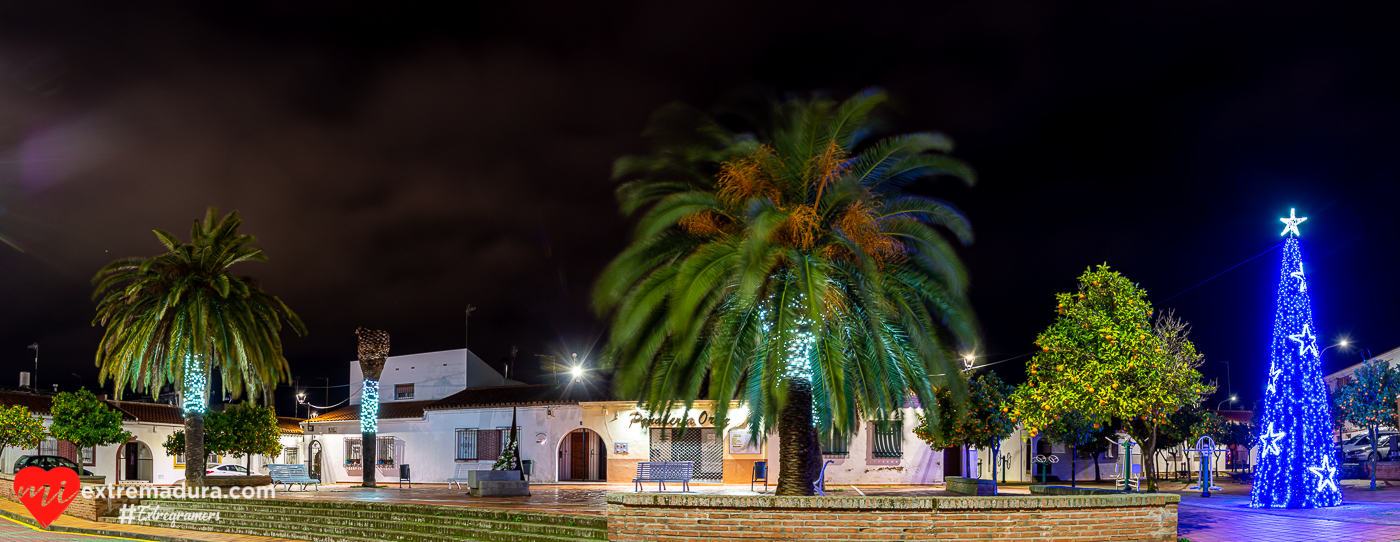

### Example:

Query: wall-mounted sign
xmin=628 ymin=410 xmax=715 ymax=429
xmin=614 ymin=442 xmax=629 ymax=455
xmin=535 ymin=432 xmax=548 ymax=445
xmin=728 ymin=429 xmax=761 ymax=455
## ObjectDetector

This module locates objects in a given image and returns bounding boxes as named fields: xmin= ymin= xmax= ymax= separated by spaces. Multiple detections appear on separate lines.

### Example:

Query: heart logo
xmin=13 ymin=466 xmax=79 ymax=529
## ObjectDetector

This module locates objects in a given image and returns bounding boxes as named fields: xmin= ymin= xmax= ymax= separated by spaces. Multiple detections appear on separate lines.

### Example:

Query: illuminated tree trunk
xmin=182 ymin=355 xmax=208 ymax=487
xmin=776 ymin=378 xmax=816 ymax=496
xmin=356 ymin=328 xmax=390 ymax=489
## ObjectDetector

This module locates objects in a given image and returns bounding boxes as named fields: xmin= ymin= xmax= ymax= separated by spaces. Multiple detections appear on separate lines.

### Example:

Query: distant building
xmin=1324 ymin=344 xmax=1400 ymax=441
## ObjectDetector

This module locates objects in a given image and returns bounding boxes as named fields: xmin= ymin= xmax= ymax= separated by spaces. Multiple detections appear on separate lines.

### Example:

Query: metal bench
xmin=446 ymin=464 xmax=476 ymax=489
xmin=633 ymin=461 xmax=693 ymax=492
xmin=268 ymin=464 xmax=319 ymax=491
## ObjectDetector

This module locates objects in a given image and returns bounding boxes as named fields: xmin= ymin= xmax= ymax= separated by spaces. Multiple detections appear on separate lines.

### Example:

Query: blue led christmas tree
xmin=1250 ymin=209 xmax=1341 ymax=509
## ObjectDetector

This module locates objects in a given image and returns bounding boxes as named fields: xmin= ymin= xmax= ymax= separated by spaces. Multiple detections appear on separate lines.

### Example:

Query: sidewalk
xmin=0 ymin=499 xmax=292 ymax=542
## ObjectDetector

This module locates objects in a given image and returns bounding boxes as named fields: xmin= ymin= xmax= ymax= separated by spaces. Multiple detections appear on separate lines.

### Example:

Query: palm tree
xmin=593 ymin=88 xmax=979 ymax=495
xmin=92 ymin=208 xmax=306 ymax=486
xmin=355 ymin=327 xmax=390 ymax=488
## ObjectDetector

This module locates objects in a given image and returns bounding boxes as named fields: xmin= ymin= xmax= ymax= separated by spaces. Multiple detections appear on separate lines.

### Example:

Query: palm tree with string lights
xmin=593 ymin=88 xmax=979 ymax=495
xmin=91 ymin=208 xmax=306 ymax=486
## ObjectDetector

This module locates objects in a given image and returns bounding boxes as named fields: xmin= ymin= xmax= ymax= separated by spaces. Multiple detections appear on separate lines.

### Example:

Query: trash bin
xmin=521 ymin=460 xmax=534 ymax=478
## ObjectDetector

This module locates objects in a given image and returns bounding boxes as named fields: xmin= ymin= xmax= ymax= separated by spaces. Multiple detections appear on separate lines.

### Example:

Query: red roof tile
xmin=304 ymin=400 xmax=435 ymax=423
xmin=110 ymin=401 xmax=184 ymax=425
xmin=426 ymin=383 xmax=610 ymax=411
xmin=277 ymin=417 xmax=305 ymax=434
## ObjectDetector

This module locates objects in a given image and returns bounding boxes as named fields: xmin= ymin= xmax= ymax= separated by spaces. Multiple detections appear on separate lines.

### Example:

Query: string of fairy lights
xmin=181 ymin=355 xmax=207 ymax=415
xmin=1250 ymin=209 xmax=1341 ymax=509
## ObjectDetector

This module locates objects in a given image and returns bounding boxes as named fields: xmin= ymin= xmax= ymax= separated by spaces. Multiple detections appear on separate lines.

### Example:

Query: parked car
xmin=1342 ymin=432 xmax=1398 ymax=462
xmin=12 ymin=455 xmax=94 ymax=476
xmin=206 ymin=463 xmax=252 ymax=476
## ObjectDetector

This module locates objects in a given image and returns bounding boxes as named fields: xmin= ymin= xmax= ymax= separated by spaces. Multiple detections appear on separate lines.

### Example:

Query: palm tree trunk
xmin=776 ymin=378 xmax=816 ymax=496
xmin=1093 ymin=451 xmax=1102 ymax=482
xmin=185 ymin=412 xmax=205 ymax=487
xmin=363 ymin=428 xmax=376 ymax=487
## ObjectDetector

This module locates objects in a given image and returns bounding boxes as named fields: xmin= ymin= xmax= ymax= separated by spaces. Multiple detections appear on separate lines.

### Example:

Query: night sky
xmin=0 ymin=2 xmax=1396 ymax=415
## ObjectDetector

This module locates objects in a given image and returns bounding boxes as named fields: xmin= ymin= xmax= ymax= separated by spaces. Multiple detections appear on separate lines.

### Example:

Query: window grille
xmin=377 ymin=436 xmax=395 ymax=466
xmin=82 ymin=447 xmax=96 ymax=466
xmin=38 ymin=439 xmax=57 ymax=455
xmin=284 ymin=446 xmax=299 ymax=464
xmin=457 ymin=429 xmax=502 ymax=460
xmin=395 ymin=384 xmax=414 ymax=400
xmin=820 ymin=427 xmax=850 ymax=456
xmin=872 ymin=420 xmax=903 ymax=458
xmin=345 ymin=438 xmax=362 ymax=466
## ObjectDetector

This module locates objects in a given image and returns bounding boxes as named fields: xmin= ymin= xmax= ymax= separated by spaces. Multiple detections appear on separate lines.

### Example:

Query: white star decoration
xmin=1290 ymin=262 xmax=1307 ymax=293
xmin=1290 ymin=323 xmax=1320 ymax=359
xmin=1280 ymin=208 xmax=1308 ymax=237
xmin=1261 ymin=422 xmax=1286 ymax=457
xmin=1309 ymin=455 xmax=1338 ymax=493
xmin=1267 ymin=365 xmax=1282 ymax=393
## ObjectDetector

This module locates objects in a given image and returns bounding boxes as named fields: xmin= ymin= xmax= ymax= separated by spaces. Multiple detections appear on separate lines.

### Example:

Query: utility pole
xmin=27 ymin=343 xmax=38 ymax=390
xmin=504 ymin=346 xmax=517 ymax=385
xmin=465 ymin=304 xmax=476 ymax=388
xmin=319 ymin=377 xmax=329 ymax=409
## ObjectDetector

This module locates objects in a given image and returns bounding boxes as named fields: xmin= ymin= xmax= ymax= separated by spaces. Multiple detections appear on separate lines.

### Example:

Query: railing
xmin=820 ymin=428 xmax=849 ymax=456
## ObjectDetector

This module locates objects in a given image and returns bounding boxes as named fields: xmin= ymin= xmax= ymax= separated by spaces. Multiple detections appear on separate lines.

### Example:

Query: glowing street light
xmin=962 ymin=354 xmax=976 ymax=372
xmin=570 ymin=366 xmax=583 ymax=380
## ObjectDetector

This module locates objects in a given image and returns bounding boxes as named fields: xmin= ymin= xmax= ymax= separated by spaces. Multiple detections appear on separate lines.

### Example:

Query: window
xmin=346 ymin=438 xmax=362 ymax=467
xmin=377 ymin=436 xmax=396 ymax=466
xmin=820 ymin=427 xmax=850 ymax=456
xmin=872 ymin=420 xmax=903 ymax=458
xmin=38 ymin=439 xmax=57 ymax=455
xmin=81 ymin=447 xmax=96 ymax=466
xmin=284 ymin=446 xmax=299 ymax=464
xmin=455 ymin=429 xmax=503 ymax=461
xmin=395 ymin=384 xmax=414 ymax=400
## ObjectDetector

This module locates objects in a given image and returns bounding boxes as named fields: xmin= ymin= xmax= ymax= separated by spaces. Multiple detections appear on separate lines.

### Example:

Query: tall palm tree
xmin=594 ymin=89 xmax=979 ymax=495
xmin=355 ymin=327 xmax=390 ymax=488
xmin=92 ymin=208 xmax=306 ymax=486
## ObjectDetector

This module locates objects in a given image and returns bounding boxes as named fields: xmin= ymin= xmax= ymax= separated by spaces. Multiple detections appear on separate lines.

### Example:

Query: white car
xmin=1341 ymin=433 xmax=1397 ymax=462
xmin=206 ymin=464 xmax=252 ymax=476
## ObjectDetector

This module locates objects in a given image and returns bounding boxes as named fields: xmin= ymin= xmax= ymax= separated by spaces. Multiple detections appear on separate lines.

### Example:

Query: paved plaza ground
xmin=10 ymin=478 xmax=1400 ymax=540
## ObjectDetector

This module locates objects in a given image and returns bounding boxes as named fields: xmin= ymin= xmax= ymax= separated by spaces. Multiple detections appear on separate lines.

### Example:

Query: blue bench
xmin=268 ymin=464 xmax=319 ymax=491
xmin=633 ymin=461 xmax=693 ymax=492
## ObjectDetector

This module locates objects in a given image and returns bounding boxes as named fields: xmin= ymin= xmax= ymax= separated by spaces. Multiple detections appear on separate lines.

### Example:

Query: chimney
xmin=18 ymin=372 xmax=30 ymax=388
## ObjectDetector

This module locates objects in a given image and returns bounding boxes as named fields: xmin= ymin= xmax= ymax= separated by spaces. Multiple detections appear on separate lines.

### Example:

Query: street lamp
xmin=963 ymin=354 xmax=976 ymax=372
xmin=1217 ymin=359 xmax=1232 ymax=398
xmin=27 ymin=343 xmax=37 ymax=390
xmin=570 ymin=366 xmax=583 ymax=380
xmin=1321 ymin=339 xmax=1350 ymax=355
xmin=1217 ymin=395 xmax=1237 ymax=411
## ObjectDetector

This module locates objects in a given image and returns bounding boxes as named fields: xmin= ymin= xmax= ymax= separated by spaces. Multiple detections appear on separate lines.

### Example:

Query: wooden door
xmin=570 ymin=431 xmax=586 ymax=480
xmin=944 ymin=446 xmax=962 ymax=478
xmin=125 ymin=443 xmax=140 ymax=480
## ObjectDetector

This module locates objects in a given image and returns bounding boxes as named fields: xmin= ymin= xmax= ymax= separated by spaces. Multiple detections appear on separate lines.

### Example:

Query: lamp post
xmin=1217 ymin=395 xmax=1237 ymax=411
xmin=1216 ymin=359 xmax=1232 ymax=399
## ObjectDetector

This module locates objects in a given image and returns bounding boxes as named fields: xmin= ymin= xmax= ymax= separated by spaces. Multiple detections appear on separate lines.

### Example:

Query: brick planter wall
xmin=606 ymin=492 xmax=1179 ymax=541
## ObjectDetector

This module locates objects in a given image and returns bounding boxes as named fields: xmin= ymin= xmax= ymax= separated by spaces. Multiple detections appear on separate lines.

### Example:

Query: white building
xmin=1325 ymin=344 xmax=1400 ymax=442
xmin=0 ymin=390 xmax=309 ymax=485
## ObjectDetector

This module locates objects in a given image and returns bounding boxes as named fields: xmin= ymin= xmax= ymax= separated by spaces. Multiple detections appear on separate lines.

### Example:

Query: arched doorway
xmin=117 ymin=441 xmax=153 ymax=482
xmin=308 ymin=440 xmax=323 ymax=480
xmin=557 ymin=428 xmax=607 ymax=481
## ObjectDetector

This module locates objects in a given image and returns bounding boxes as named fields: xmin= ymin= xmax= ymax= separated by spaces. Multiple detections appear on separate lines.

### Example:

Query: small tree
xmin=1333 ymin=357 xmax=1400 ymax=490
xmin=208 ymin=403 xmax=283 ymax=475
xmin=916 ymin=373 xmax=1015 ymax=492
xmin=1010 ymin=266 xmax=1213 ymax=491
xmin=49 ymin=389 xmax=134 ymax=462
xmin=0 ymin=405 xmax=46 ymax=452
xmin=1190 ymin=411 xmax=1228 ymax=474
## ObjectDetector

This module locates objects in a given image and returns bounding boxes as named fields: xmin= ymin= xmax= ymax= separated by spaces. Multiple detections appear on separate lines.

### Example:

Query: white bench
xmin=446 ymin=463 xmax=475 ymax=489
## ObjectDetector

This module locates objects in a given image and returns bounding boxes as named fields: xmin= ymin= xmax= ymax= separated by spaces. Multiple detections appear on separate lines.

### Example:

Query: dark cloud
xmin=0 ymin=1 xmax=1397 ymax=414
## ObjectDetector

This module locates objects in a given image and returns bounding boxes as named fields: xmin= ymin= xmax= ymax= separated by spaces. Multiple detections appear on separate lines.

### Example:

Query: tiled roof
xmin=277 ymin=417 xmax=305 ymax=434
xmin=426 ymin=383 xmax=610 ymax=411
xmin=1209 ymin=409 xmax=1253 ymax=424
xmin=0 ymin=390 xmax=150 ymax=421
xmin=110 ymin=401 xmax=184 ymax=425
xmin=304 ymin=400 xmax=435 ymax=423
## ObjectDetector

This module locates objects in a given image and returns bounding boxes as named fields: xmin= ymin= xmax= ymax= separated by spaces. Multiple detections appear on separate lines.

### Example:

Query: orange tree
xmin=1333 ymin=357 xmax=1400 ymax=490
xmin=1011 ymin=265 xmax=1213 ymax=490
xmin=0 ymin=405 xmax=46 ymax=452
xmin=915 ymin=372 xmax=1016 ymax=492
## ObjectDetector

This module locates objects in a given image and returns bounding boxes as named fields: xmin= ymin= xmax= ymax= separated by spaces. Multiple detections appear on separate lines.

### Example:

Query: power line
xmin=1158 ymin=241 xmax=1284 ymax=303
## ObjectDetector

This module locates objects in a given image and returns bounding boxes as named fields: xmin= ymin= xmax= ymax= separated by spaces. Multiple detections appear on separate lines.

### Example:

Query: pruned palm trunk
xmin=356 ymin=328 xmax=390 ymax=489
xmin=1093 ymin=452 xmax=1102 ymax=482
xmin=776 ymin=378 xmax=816 ymax=496
xmin=185 ymin=412 xmax=205 ymax=486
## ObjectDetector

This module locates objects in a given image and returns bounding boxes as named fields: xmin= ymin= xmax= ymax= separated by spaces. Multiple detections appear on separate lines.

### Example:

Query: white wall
xmin=349 ymin=349 xmax=517 ymax=405
xmin=305 ymin=405 xmax=579 ymax=484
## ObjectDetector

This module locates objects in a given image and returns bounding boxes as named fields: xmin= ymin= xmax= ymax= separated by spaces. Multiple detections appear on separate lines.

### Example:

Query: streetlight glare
xmin=570 ymin=366 xmax=583 ymax=379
